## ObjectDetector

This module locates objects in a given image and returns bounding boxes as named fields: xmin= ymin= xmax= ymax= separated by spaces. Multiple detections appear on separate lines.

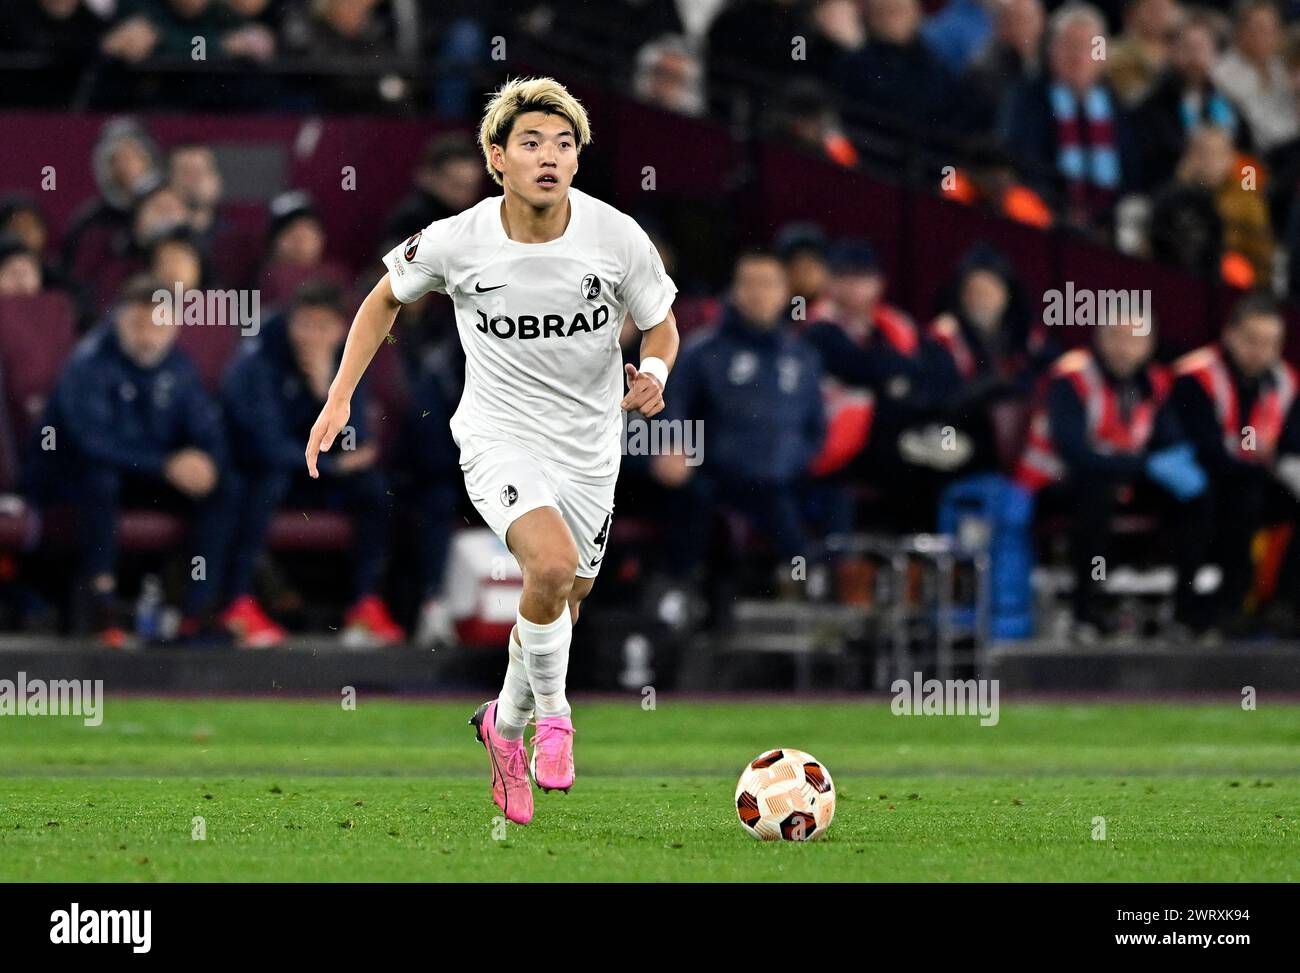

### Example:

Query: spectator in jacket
xmin=258 ymin=191 xmax=351 ymax=310
xmin=1212 ymin=0 xmax=1298 ymax=156
xmin=148 ymin=226 xmax=208 ymax=295
xmin=927 ymin=244 xmax=1057 ymax=476
xmin=1000 ymin=2 xmax=1142 ymax=230
xmin=168 ymin=142 xmax=260 ymax=288
xmin=1164 ymin=125 xmax=1274 ymax=287
xmin=801 ymin=241 xmax=953 ymax=527
xmin=633 ymin=34 xmax=707 ymax=118
xmin=708 ymin=0 xmax=823 ymax=90
xmin=61 ymin=119 xmax=162 ymax=306
xmin=0 ymin=238 xmax=44 ymax=297
xmin=1169 ymin=290 xmax=1300 ymax=635
xmin=770 ymin=79 xmax=861 ymax=169
xmin=1 ymin=196 xmax=92 ymax=326
xmin=221 ymin=280 xmax=404 ymax=647
xmin=834 ymin=0 xmax=956 ymax=130
xmin=1148 ymin=173 xmax=1225 ymax=279
xmin=380 ymin=133 xmax=486 ymax=253
xmin=1106 ymin=0 xmax=1184 ymax=106
xmin=775 ymin=223 xmax=834 ymax=324
xmin=82 ymin=182 xmax=191 ymax=316
xmin=1017 ymin=311 xmax=1198 ymax=636
xmin=962 ymin=0 xmax=1045 ymax=134
xmin=102 ymin=0 xmax=245 ymax=61
xmin=1136 ymin=12 xmax=1249 ymax=189
xmin=922 ymin=0 xmax=996 ymax=73
xmin=25 ymin=275 xmax=239 ymax=647
xmin=404 ymin=338 xmax=465 ymax=648
xmin=655 ymin=251 xmax=826 ymax=592
xmin=0 ymin=0 xmax=107 ymax=106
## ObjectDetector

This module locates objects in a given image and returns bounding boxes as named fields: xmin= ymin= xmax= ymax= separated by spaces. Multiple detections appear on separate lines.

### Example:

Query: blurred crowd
xmin=12 ymin=1 xmax=1300 ymax=289
xmin=3 ymin=114 xmax=1298 ymax=650
xmin=2 ymin=0 xmax=1300 ymax=650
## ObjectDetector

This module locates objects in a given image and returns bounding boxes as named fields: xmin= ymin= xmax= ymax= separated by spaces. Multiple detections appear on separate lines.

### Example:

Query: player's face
xmin=493 ymin=111 xmax=579 ymax=208
xmin=1224 ymin=314 xmax=1285 ymax=378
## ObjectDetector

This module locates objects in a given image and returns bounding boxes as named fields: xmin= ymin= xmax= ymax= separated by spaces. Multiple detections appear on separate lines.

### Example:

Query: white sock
xmin=517 ymin=607 xmax=572 ymax=719
xmin=494 ymin=627 xmax=534 ymax=741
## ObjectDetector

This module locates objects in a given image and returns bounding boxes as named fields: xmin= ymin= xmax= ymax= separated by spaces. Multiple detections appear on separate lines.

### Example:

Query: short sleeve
xmin=618 ymin=217 xmax=677 ymax=330
xmin=382 ymin=222 xmax=448 ymax=304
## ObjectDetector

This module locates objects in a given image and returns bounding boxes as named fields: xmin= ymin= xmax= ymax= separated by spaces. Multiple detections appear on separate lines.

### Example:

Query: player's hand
xmin=621 ymin=363 xmax=665 ymax=417
xmin=305 ymin=397 xmax=351 ymax=479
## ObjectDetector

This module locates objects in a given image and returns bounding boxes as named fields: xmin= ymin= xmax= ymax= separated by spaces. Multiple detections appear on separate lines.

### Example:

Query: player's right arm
xmin=304 ymin=272 xmax=402 ymax=478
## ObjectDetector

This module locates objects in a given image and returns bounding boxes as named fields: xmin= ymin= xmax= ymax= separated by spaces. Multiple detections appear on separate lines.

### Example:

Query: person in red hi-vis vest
xmin=1015 ymin=310 xmax=1201 ymax=637
xmin=802 ymin=241 xmax=951 ymax=530
xmin=1169 ymin=290 xmax=1300 ymax=637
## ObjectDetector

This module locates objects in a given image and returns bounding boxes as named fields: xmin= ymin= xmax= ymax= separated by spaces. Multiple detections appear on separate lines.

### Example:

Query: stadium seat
xmin=267 ymin=510 xmax=354 ymax=551
xmin=360 ymin=341 xmax=410 ymax=461
xmin=671 ymin=296 xmax=721 ymax=338
xmin=258 ymin=263 xmax=353 ymax=312
xmin=0 ymin=295 xmax=78 ymax=548
xmin=0 ymin=293 xmax=78 ymax=450
xmin=176 ymin=319 xmax=239 ymax=394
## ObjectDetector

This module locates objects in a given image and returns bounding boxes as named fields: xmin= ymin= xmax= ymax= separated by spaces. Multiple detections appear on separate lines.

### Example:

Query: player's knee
xmin=527 ymin=549 xmax=578 ymax=601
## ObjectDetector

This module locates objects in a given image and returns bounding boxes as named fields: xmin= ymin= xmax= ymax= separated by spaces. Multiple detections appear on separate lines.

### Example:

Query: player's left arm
xmin=621 ymin=309 xmax=678 ymax=418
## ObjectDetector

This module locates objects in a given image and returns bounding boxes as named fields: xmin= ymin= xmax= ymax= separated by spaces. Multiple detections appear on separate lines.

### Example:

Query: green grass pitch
xmin=1 ymin=696 xmax=1296 ymax=882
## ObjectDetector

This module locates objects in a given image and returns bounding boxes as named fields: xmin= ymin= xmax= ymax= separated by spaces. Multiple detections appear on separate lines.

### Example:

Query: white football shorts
xmin=461 ymin=441 xmax=616 ymax=579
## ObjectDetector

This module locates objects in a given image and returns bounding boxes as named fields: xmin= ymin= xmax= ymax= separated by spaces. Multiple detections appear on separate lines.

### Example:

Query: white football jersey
xmin=383 ymin=187 xmax=677 ymax=480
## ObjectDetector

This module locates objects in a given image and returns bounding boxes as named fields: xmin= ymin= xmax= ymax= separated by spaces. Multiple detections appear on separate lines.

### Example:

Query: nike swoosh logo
xmin=589 ymin=555 xmax=603 ymax=567
xmin=475 ymin=282 xmax=508 ymax=292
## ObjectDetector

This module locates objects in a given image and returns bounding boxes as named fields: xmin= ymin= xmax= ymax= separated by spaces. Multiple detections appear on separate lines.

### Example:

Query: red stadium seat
xmin=267 ymin=510 xmax=354 ymax=551
xmin=176 ymin=319 xmax=239 ymax=394
xmin=361 ymin=340 xmax=409 ymax=461
xmin=258 ymin=262 xmax=353 ymax=311
xmin=672 ymin=296 xmax=721 ymax=338
xmin=0 ymin=293 xmax=78 ymax=447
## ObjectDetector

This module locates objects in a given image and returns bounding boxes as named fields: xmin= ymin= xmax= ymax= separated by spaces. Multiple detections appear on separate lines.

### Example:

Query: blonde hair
xmin=478 ymin=76 xmax=592 ymax=186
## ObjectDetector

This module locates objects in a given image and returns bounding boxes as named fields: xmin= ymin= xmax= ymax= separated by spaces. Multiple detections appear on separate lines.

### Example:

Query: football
xmin=735 ymin=749 xmax=836 ymax=841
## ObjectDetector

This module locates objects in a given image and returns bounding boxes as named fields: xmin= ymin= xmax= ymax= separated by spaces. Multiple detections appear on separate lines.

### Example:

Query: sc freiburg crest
xmin=581 ymin=273 xmax=602 ymax=300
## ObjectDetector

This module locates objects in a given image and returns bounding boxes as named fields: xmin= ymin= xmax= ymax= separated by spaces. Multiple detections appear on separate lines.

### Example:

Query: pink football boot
xmin=530 ymin=716 xmax=575 ymax=793
xmin=468 ymin=700 xmax=533 ymax=824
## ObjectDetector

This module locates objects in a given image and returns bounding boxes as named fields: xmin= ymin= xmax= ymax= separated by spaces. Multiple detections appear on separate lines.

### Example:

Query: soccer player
xmin=304 ymin=78 xmax=679 ymax=824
